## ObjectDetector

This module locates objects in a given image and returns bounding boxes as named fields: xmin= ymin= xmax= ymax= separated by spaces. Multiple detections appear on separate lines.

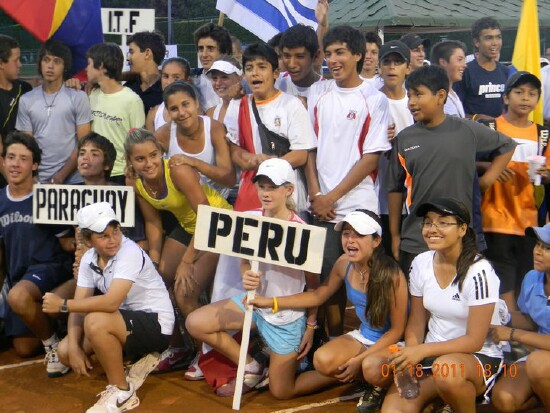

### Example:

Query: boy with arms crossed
xmin=306 ymin=25 xmax=390 ymax=337
xmin=387 ymin=65 xmax=516 ymax=275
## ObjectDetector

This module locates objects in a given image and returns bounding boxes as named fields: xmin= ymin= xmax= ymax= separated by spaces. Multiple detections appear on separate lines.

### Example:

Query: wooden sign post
xmin=194 ymin=205 xmax=326 ymax=410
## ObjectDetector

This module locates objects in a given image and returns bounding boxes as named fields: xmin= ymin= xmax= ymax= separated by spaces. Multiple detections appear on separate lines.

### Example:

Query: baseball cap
xmin=77 ymin=202 xmax=119 ymax=233
xmin=205 ymin=60 xmax=243 ymax=76
xmin=504 ymin=71 xmax=541 ymax=94
xmin=415 ymin=198 xmax=470 ymax=224
xmin=252 ymin=158 xmax=296 ymax=186
xmin=334 ymin=210 xmax=382 ymax=236
xmin=526 ymin=223 xmax=550 ymax=244
xmin=400 ymin=33 xmax=431 ymax=50
xmin=379 ymin=40 xmax=410 ymax=63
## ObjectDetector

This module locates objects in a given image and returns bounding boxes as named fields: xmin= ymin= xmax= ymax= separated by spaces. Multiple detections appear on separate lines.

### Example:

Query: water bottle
xmin=389 ymin=344 xmax=420 ymax=399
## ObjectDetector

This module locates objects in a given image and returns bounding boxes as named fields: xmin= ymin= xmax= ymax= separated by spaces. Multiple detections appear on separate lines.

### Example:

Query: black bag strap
xmin=251 ymin=96 xmax=275 ymax=154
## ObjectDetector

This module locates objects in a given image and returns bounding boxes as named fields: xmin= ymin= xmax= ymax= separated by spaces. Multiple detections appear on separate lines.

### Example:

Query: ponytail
xmin=453 ymin=225 xmax=481 ymax=291
xmin=365 ymin=240 xmax=401 ymax=329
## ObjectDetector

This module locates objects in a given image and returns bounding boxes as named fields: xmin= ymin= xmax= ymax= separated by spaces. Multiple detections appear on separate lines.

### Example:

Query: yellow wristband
xmin=272 ymin=296 xmax=279 ymax=313
xmin=472 ymin=114 xmax=478 ymax=121
xmin=306 ymin=324 xmax=316 ymax=330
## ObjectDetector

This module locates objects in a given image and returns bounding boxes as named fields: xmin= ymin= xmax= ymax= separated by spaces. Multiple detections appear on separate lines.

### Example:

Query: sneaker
xmin=183 ymin=353 xmax=204 ymax=381
xmin=126 ymin=352 xmax=160 ymax=391
xmin=44 ymin=345 xmax=70 ymax=378
xmin=152 ymin=347 xmax=190 ymax=373
xmin=86 ymin=383 xmax=140 ymax=413
xmin=215 ymin=367 xmax=267 ymax=397
xmin=356 ymin=383 xmax=387 ymax=413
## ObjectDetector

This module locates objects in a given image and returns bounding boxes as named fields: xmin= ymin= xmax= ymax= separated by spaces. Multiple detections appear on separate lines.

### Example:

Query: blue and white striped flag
xmin=216 ymin=0 xmax=318 ymax=42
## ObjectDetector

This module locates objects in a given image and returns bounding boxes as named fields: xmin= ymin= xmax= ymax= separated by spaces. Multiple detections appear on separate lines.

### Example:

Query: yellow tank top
xmin=136 ymin=159 xmax=231 ymax=234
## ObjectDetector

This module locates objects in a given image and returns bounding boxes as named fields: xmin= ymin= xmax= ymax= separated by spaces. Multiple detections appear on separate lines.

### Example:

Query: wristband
xmin=472 ymin=114 xmax=478 ymax=121
xmin=306 ymin=324 xmax=318 ymax=330
xmin=510 ymin=328 xmax=516 ymax=341
xmin=272 ymin=296 xmax=279 ymax=313
xmin=306 ymin=320 xmax=318 ymax=327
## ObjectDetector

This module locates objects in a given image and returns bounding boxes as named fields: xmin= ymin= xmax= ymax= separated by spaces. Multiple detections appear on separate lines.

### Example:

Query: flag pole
xmin=218 ymin=12 xmax=225 ymax=26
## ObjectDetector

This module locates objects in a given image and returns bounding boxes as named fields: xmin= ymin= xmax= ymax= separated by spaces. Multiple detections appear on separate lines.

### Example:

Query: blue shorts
xmin=232 ymin=293 xmax=306 ymax=355
xmin=6 ymin=262 xmax=72 ymax=337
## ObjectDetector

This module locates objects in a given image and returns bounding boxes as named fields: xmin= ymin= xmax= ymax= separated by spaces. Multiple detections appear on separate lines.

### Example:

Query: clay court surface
xmin=0 ymin=308 xmax=545 ymax=413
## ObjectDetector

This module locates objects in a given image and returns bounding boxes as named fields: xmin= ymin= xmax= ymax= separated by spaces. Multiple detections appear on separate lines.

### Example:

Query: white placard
xmin=194 ymin=205 xmax=326 ymax=274
xmin=101 ymin=8 xmax=155 ymax=35
xmin=32 ymin=185 xmax=135 ymax=227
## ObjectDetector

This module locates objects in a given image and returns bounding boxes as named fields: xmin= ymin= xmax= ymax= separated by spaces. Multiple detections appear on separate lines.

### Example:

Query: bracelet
xmin=306 ymin=324 xmax=318 ymax=330
xmin=472 ymin=114 xmax=478 ymax=121
xmin=306 ymin=320 xmax=318 ymax=327
xmin=272 ymin=296 xmax=279 ymax=313
xmin=510 ymin=328 xmax=516 ymax=341
xmin=308 ymin=192 xmax=322 ymax=202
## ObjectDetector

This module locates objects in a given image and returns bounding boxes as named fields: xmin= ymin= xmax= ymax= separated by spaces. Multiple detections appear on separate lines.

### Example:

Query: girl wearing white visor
xmin=250 ymin=208 xmax=408 ymax=410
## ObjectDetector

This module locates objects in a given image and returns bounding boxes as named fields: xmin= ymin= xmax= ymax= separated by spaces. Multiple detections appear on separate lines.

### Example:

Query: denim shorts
xmin=232 ymin=292 xmax=305 ymax=355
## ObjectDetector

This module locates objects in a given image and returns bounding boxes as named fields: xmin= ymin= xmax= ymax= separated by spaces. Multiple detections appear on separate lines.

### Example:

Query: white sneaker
xmin=126 ymin=352 xmax=160 ymax=391
xmin=86 ymin=383 xmax=139 ymax=413
xmin=44 ymin=345 xmax=70 ymax=378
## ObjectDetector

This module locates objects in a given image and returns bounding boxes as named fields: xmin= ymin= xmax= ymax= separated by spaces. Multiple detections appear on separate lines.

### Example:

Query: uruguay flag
xmin=216 ymin=0 xmax=318 ymax=42
xmin=0 ymin=0 xmax=103 ymax=80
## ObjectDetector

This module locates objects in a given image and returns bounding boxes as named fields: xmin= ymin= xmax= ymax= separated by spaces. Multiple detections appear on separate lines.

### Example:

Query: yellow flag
xmin=512 ymin=0 xmax=543 ymax=124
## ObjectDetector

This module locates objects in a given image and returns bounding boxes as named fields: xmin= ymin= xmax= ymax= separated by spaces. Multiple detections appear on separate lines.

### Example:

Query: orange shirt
xmin=481 ymin=116 xmax=550 ymax=235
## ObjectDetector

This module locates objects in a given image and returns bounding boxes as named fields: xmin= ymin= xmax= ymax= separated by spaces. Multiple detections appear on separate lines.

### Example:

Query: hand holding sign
xmin=194 ymin=205 xmax=326 ymax=410
xmin=242 ymin=269 xmax=261 ymax=291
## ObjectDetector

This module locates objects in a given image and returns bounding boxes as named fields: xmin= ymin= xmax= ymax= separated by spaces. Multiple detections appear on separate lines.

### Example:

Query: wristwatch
xmin=60 ymin=298 xmax=69 ymax=313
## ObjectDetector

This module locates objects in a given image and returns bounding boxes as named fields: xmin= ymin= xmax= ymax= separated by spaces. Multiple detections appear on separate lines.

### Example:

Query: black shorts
xmin=120 ymin=309 xmax=170 ymax=358
xmin=484 ymin=233 xmax=534 ymax=294
xmin=167 ymin=225 xmax=193 ymax=246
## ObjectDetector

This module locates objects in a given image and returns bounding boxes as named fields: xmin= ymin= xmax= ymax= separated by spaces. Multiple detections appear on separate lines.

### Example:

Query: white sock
xmin=245 ymin=358 xmax=261 ymax=373
xmin=42 ymin=333 xmax=58 ymax=349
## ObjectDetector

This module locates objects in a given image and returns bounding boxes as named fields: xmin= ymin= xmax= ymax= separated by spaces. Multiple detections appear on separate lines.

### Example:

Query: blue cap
xmin=526 ymin=223 xmax=550 ymax=244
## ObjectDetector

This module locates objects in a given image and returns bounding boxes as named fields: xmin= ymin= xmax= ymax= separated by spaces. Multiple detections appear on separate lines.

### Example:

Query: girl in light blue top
xmin=251 ymin=209 xmax=408 ymax=408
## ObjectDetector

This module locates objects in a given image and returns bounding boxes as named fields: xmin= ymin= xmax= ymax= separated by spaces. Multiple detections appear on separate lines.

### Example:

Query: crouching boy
xmin=42 ymin=202 xmax=174 ymax=413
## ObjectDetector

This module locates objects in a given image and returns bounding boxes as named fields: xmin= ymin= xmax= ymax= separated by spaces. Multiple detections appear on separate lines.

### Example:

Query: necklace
xmin=42 ymin=87 xmax=61 ymax=117
xmin=353 ymin=264 xmax=369 ymax=283
xmin=145 ymin=180 xmax=163 ymax=198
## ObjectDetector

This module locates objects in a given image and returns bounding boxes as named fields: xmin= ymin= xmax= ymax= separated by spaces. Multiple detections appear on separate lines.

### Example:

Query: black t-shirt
xmin=124 ymin=77 xmax=163 ymax=117
xmin=0 ymin=79 xmax=32 ymax=141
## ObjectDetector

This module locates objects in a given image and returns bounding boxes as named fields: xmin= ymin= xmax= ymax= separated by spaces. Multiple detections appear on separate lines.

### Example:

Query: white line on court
xmin=271 ymin=391 xmax=362 ymax=413
xmin=0 ymin=359 xmax=42 ymax=371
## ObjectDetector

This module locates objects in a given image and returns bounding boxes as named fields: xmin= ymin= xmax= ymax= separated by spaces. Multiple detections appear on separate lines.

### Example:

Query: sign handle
xmin=232 ymin=260 xmax=259 ymax=410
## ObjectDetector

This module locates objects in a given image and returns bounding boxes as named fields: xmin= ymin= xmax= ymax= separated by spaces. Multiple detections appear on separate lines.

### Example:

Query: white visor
xmin=334 ymin=211 xmax=382 ymax=236
xmin=206 ymin=60 xmax=243 ymax=76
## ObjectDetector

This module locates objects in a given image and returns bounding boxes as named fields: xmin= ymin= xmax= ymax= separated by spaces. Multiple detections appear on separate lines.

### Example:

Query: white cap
xmin=77 ymin=202 xmax=119 ymax=233
xmin=252 ymin=158 xmax=296 ymax=186
xmin=334 ymin=210 xmax=382 ymax=236
xmin=205 ymin=60 xmax=243 ymax=76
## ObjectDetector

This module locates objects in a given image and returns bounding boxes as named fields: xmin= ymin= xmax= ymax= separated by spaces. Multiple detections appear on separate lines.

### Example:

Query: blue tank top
xmin=344 ymin=263 xmax=391 ymax=342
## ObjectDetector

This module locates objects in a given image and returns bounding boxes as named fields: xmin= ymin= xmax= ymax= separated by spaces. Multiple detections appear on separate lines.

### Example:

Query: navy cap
xmin=379 ymin=40 xmax=410 ymax=63
xmin=415 ymin=198 xmax=470 ymax=225
xmin=504 ymin=71 xmax=541 ymax=94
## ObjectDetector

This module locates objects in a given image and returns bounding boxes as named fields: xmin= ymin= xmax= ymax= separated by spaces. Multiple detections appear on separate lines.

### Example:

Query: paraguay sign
xmin=194 ymin=205 xmax=326 ymax=273
xmin=32 ymin=185 xmax=135 ymax=227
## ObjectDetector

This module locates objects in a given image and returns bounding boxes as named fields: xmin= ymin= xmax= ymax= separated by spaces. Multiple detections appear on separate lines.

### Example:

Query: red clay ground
xmin=0 ymin=308 xmax=545 ymax=413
